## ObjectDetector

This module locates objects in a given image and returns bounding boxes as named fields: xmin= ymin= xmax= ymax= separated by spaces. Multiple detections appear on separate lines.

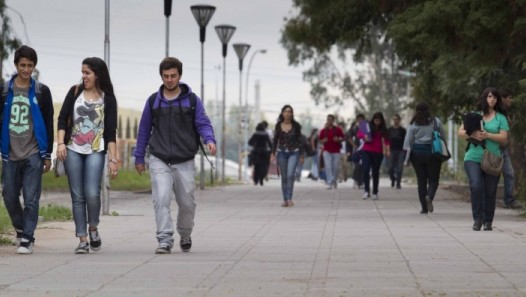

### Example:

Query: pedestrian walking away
xmin=248 ymin=122 xmax=272 ymax=186
xmin=270 ymin=105 xmax=304 ymax=207
xmin=388 ymin=114 xmax=406 ymax=189
xmin=0 ymin=45 xmax=54 ymax=254
xmin=134 ymin=57 xmax=216 ymax=254
xmin=403 ymin=102 xmax=444 ymax=214
xmin=358 ymin=112 xmax=390 ymax=200
xmin=458 ymin=87 xmax=509 ymax=231
xmin=307 ymin=128 xmax=319 ymax=180
xmin=319 ymin=114 xmax=344 ymax=190
xmin=57 ymin=57 xmax=118 ymax=254
xmin=349 ymin=114 xmax=366 ymax=189
xmin=499 ymin=89 xmax=522 ymax=209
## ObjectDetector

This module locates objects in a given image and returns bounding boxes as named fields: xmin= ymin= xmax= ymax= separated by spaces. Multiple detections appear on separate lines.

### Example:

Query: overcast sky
xmin=4 ymin=0 xmax=354 ymax=126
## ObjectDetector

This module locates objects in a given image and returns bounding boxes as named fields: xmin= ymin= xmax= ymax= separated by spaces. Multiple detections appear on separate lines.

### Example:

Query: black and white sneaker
xmin=89 ymin=229 xmax=102 ymax=251
xmin=180 ymin=237 xmax=192 ymax=252
xmin=155 ymin=244 xmax=171 ymax=254
xmin=16 ymin=239 xmax=33 ymax=254
xmin=75 ymin=241 xmax=90 ymax=254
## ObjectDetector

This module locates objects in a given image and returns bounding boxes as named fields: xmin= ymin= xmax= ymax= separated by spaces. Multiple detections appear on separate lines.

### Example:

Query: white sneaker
xmin=362 ymin=192 xmax=370 ymax=200
xmin=372 ymin=194 xmax=379 ymax=200
xmin=16 ymin=239 xmax=33 ymax=254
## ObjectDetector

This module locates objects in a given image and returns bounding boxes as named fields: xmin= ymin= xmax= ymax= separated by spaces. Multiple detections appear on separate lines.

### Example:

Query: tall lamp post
xmin=215 ymin=25 xmax=236 ymax=185
xmin=233 ymin=43 xmax=251 ymax=181
xmin=190 ymin=4 xmax=216 ymax=190
xmin=242 ymin=49 xmax=266 ymax=181
xmin=164 ymin=0 xmax=172 ymax=57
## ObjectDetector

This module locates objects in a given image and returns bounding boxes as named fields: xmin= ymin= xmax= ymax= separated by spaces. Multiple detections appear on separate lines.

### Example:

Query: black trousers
xmin=410 ymin=152 xmax=442 ymax=212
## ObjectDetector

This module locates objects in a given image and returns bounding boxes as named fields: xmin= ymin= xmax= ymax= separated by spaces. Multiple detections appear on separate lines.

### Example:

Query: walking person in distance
xmin=458 ymin=88 xmax=509 ymax=231
xmin=403 ymin=102 xmax=444 ymax=214
xmin=271 ymin=104 xmax=304 ymax=207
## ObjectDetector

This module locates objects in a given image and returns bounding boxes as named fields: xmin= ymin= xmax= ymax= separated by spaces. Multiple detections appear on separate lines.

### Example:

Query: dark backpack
xmin=148 ymin=92 xmax=214 ymax=168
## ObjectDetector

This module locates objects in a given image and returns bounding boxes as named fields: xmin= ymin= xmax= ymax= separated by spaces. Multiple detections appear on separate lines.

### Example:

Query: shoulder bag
xmin=431 ymin=118 xmax=451 ymax=162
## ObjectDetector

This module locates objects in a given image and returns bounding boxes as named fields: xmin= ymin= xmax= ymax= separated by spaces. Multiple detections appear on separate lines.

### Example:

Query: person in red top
xmin=357 ymin=112 xmax=390 ymax=200
xmin=319 ymin=114 xmax=344 ymax=189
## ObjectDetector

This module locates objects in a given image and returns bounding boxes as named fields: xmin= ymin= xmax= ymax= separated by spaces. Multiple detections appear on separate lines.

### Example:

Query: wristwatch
xmin=110 ymin=159 xmax=118 ymax=164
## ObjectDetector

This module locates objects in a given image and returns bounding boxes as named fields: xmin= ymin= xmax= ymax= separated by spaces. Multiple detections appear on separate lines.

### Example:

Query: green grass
xmin=42 ymin=169 xmax=152 ymax=192
xmin=1 ymin=202 xmax=72 ymax=245
xmin=38 ymin=203 xmax=72 ymax=221
xmin=0 ymin=202 xmax=11 ymax=234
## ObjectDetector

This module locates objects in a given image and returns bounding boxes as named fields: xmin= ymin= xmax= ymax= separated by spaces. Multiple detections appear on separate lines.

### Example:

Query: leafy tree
xmin=0 ymin=0 xmax=22 ymax=81
xmin=282 ymin=0 xmax=526 ymax=194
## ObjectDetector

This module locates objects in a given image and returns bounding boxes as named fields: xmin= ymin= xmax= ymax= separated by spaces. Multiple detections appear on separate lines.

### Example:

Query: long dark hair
xmin=370 ymin=112 xmax=388 ymax=137
xmin=477 ymin=87 xmax=504 ymax=115
xmin=82 ymin=57 xmax=115 ymax=97
xmin=275 ymin=104 xmax=301 ymax=134
xmin=410 ymin=102 xmax=432 ymax=125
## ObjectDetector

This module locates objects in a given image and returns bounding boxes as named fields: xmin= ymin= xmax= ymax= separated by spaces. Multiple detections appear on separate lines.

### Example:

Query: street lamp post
xmin=164 ymin=0 xmax=172 ymax=57
xmin=215 ymin=25 xmax=236 ymax=185
xmin=233 ymin=43 xmax=251 ymax=181
xmin=190 ymin=4 xmax=216 ymax=190
xmin=242 ymin=49 xmax=266 ymax=181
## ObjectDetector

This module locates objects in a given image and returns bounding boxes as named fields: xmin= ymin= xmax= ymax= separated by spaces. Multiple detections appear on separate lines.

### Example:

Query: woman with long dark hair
xmin=357 ymin=112 xmax=390 ymax=200
xmin=403 ymin=102 xmax=446 ymax=214
xmin=57 ymin=57 xmax=118 ymax=253
xmin=458 ymin=88 xmax=509 ymax=231
xmin=271 ymin=105 xmax=304 ymax=207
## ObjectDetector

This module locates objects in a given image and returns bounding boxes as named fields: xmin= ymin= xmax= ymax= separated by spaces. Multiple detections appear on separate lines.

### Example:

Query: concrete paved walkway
xmin=1 ymin=179 xmax=525 ymax=297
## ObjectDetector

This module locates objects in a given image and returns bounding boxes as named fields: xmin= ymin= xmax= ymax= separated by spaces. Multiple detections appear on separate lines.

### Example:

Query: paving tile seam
xmin=188 ymin=197 xmax=292 ymax=297
xmin=84 ymin=252 xmax=173 ymax=296
xmin=374 ymin=201 xmax=426 ymax=297
xmin=426 ymin=215 xmax=525 ymax=293
xmin=305 ymin=189 xmax=340 ymax=297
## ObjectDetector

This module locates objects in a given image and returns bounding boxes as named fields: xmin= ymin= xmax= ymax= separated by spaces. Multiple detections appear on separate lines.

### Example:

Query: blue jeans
xmin=277 ymin=151 xmax=299 ymax=201
xmin=322 ymin=151 xmax=341 ymax=186
xmin=310 ymin=149 xmax=319 ymax=179
xmin=502 ymin=147 xmax=515 ymax=205
xmin=464 ymin=161 xmax=500 ymax=222
xmin=388 ymin=150 xmax=405 ymax=187
xmin=2 ymin=153 xmax=43 ymax=242
xmin=65 ymin=149 xmax=105 ymax=237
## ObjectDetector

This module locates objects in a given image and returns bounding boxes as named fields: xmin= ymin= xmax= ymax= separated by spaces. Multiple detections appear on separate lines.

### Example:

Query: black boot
xmin=483 ymin=221 xmax=493 ymax=231
xmin=473 ymin=219 xmax=483 ymax=231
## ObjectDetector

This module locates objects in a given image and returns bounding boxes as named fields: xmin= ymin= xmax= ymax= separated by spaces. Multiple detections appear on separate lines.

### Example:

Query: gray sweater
xmin=403 ymin=117 xmax=446 ymax=151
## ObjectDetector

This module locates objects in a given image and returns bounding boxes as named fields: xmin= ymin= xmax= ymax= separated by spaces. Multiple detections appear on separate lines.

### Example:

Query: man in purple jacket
xmin=134 ymin=57 xmax=216 ymax=254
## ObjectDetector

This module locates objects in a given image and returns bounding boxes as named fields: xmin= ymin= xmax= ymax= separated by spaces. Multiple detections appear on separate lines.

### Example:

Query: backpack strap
xmin=149 ymin=92 xmax=214 ymax=169
xmin=189 ymin=93 xmax=215 ymax=170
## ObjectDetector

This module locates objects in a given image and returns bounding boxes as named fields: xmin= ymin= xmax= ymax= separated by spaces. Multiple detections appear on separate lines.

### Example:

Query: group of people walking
xmin=1 ymin=45 xmax=217 ymax=255
xmin=1 ymin=45 xmax=520 ymax=258
xmin=260 ymin=89 xmax=519 ymax=233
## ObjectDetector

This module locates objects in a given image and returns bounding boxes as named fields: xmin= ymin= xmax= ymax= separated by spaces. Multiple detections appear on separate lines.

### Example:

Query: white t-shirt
xmin=67 ymin=91 xmax=105 ymax=154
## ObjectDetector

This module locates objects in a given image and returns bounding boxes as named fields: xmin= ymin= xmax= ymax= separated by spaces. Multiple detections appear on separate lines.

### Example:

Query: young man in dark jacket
xmin=0 ymin=45 xmax=54 ymax=254
xmin=134 ymin=57 xmax=216 ymax=254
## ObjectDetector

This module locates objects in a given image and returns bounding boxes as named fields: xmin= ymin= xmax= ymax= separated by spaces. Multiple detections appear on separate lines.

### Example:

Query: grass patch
xmin=39 ymin=203 xmax=72 ymax=221
xmin=42 ymin=169 xmax=152 ymax=192
xmin=0 ymin=202 xmax=11 ymax=234
xmin=0 ymin=202 xmax=72 ymax=245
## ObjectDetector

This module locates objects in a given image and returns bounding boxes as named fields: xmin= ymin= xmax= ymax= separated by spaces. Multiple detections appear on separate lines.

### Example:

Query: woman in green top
xmin=458 ymin=87 xmax=509 ymax=231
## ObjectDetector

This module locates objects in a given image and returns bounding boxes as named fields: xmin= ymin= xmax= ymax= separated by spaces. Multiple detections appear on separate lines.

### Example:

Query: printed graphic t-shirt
xmin=9 ymin=84 xmax=39 ymax=161
xmin=67 ymin=92 xmax=105 ymax=154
